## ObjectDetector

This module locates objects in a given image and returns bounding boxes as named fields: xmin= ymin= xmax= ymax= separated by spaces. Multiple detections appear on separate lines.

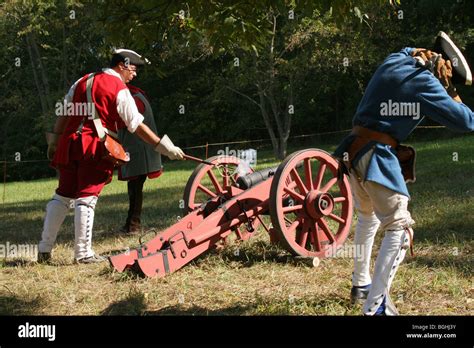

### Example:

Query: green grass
xmin=0 ymin=135 xmax=472 ymax=315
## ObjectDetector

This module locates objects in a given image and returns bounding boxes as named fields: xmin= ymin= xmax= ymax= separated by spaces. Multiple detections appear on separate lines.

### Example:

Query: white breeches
xmin=349 ymin=149 xmax=415 ymax=315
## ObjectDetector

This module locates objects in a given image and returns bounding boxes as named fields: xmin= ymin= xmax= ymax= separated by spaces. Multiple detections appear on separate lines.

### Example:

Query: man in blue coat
xmin=334 ymin=32 xmax=473 ymax=315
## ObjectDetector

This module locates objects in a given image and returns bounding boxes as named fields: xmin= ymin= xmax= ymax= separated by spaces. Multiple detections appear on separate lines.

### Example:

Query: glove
xmin=45 ymin=132 xmax=61 ymax=160
xmin=413 ymin=49 xmax=453 ymax=90
xmin=433 ymin=55 xmax=453 ymax=89
xmin=154 ymin=134 xmax=185 ymax=160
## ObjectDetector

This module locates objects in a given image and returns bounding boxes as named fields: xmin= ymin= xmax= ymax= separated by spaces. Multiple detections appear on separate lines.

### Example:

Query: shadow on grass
xmin=405 ymin=253 xmax=472 ymax=278
xmin=215 ymin=241 xmax=302 ymax=268
xmin=0 ymin=185 xmax=184 ymax=245
xmin=101 ymin=290 xmax=147 ymax=315
xmin=142 ymin=293 xmax=351 ymax=315
xmin=0 ymin=293 xmax=45 ymax=315
xmin=144 ymin=304 xmax=254 ymax=315
xmin=1 ymin=259 xmax=37 ymax=268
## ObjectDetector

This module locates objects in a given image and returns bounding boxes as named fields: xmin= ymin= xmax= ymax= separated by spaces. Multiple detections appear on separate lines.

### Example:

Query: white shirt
xmin=64 ymin=68 xmax=144 ymax=133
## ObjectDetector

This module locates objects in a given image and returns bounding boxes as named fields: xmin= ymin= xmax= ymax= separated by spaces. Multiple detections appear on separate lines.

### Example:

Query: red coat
xmin=53 ymin=72 xmax=127 ymax=168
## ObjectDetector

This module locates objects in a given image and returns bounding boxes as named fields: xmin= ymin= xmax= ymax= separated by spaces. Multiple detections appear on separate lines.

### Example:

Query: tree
xmin=97 ymin=0 xmax=394 ymax=158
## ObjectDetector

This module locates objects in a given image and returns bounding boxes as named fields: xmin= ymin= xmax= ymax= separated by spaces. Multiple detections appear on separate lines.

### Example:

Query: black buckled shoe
xmin=351 ymin=284 xmax=371 ymax=305
xmin=37 ymin=252 xmax=51 ymax=264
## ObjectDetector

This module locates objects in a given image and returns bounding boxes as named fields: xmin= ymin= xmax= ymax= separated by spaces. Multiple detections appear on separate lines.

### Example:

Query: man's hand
xmin=433 ymin=56 xmax=451 ymax=88
xmin=47 ymin=144 xmax=57 ymax=160
xmin=45 ymin=132 xmax=61 ymax=160
xmin=154 ymin=134 xmax=185 ymax=160
xmin=412 ymin=48 xmax=461 ymax=102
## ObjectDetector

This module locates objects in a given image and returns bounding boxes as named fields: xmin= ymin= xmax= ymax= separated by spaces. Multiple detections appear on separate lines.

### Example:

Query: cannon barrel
xmin=236 ymin=166 xmax=279 ymax=190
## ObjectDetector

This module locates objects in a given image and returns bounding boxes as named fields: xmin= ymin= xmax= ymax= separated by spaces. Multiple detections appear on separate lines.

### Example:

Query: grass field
xmin=0 ymin=135 xmax=473 ymax=315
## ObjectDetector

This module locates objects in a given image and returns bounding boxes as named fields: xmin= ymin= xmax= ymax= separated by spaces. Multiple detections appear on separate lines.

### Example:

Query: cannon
xmin=109 ymin=149 xmax=353 ymax=277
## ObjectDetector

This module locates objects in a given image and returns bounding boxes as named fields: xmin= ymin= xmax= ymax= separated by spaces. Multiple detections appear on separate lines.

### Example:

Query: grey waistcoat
xmin=118 ymin=92 xmax=163 ymax=179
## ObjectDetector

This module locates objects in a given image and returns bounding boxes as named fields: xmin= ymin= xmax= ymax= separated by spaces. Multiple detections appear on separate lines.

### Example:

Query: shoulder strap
xmin=85 ymin=73 xmax=106 ymax=141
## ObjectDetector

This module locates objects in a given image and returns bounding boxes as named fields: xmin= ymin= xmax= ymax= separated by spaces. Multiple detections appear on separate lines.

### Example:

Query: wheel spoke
xmin=312 ymin=222 xmax=322 ymax=251
xmin=290 ymin=168 xmax=308 ymax=195
xmin=207 ymin=170 xmax=224 ymax=194
xmin=197 ymin=184 xmax=217 ymax=198
xmin=304 ymin=158 xmax=313 ymax=191
xmin=282 ymin=204 xmax=303 ymax=213
xmin=297 ymin=219 xmax=310 ymax=247
xmin=283 ymin=186 xmax=305 ymax=202
xmin=222 ymin=165 xmax=229 ymax=187
xmin=286 ymin=180 xmax=297 ymax=190
xmin=314 ymin=163 xmax=326 ymax=191
xmin=317 ymin=218 xmax=336 ymax=243
xmin=328 ymin=213 xmax=345 ymax=224
xmin=321 ymin=177 xmax=338 ymax=193
xmin=333 ymin=196 xmax=346 ymax=203
xmin=286 ymin=219 xmax=301 ymax=235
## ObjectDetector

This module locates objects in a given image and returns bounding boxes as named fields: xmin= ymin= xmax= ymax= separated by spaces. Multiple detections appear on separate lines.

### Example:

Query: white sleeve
xmin=116 ymin=88 xmax=145 ymax=133
xmin=64 ymin=77 xmax=83 ymax=103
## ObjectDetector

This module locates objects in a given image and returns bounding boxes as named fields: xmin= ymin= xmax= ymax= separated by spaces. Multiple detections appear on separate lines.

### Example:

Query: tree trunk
xmin=25 ymin=33 xmax=48 ymax=115
xmin=226 ymin=84 xmax=281 ymax=159
xmin=30 ymin=32 xmax=52 ymax=111
xmin=60 ymin=26 xmax=68 ymax=91
xmin=256 ymin=86 xmax=280 ymax=158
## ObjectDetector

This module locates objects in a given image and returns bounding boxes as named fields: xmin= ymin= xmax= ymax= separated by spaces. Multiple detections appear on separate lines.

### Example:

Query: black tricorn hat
xmin=433 ymin=31 xmax=472 ymax=86
xmin=111 ymin=49 xmax=150 ymax=67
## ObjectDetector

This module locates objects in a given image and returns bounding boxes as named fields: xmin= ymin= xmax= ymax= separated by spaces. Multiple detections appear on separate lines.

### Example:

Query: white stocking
xmin=38 ymin=194 xmax=72 ymax=253
xmin=363 ymin=228 xmax=413 ymax=315
xmin=74 ymin=196 xmax=98 ymax=260
xmin=352 ymin=212 xmax=380 ymax=287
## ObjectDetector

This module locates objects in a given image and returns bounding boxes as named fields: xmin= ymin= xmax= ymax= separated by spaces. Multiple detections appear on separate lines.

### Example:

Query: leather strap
xmin=85 ymin=73 xmax=118 ymax=140
xmin=103 ymin=127 xmax=118 ymax=139
xmin=352 ymin=126 xmax=398 ymax=148
xmin=344 ymin=126 xmax=399 ymax=169
xmin=404 ymin=227 xmax=415 ymax=257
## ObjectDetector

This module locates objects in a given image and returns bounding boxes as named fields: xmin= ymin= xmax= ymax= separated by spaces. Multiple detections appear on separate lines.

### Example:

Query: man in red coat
xmin=39 ymin=49 xmax=184 ymax=264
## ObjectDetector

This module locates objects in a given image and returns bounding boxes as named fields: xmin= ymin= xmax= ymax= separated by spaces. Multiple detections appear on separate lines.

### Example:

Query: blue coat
xmin=334 ymin=47 xmax=474 ymax=197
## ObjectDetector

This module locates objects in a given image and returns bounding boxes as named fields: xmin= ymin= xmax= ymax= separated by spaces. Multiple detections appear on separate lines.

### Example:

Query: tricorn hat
xmin=111 ymin=49 xmax=150 ymax=67
xmin=433 ymin=31 xmax=472 ymax=86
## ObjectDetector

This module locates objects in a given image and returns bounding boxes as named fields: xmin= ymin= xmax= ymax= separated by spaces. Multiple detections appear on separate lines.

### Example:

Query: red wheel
xmin=183 ymin=155 xmax=258 ymax=240
xmin=269 ymin=149 xmax=353 ymax=258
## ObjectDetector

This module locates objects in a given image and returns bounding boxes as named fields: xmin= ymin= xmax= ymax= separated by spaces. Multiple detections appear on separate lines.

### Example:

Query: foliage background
xmin=1 ymin=0 xmax=473 ymax=180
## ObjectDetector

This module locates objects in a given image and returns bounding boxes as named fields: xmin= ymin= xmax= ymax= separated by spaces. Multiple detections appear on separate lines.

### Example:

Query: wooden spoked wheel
xmin=269 ymin=149 xmax=353 ymax=258
xmin=183 ymin=155 xmax=258 ymax=241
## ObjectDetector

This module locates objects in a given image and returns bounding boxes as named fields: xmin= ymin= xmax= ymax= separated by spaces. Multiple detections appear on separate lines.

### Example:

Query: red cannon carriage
xmin=109 ymin=149 xmax=353 ymax=277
